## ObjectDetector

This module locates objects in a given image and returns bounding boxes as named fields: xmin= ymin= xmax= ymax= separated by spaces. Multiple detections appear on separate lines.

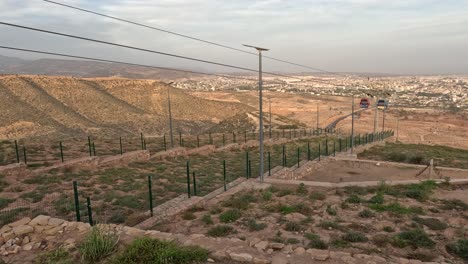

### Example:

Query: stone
xmin=271 ymin=255 xmax=288 ymax=264
xmin=270 ymin=243 xmax=285 ymax=250
xmin=43 ymin=226 xmax=63 ymax=236
xmin=22 ymin=244 xmax=33 ymax=251
xmin=48 ymin=218 xmax=65 ymax=227
xmin=284 ymin=213 xmax=307 ymax=223
xmin=293 ymin=247 xmax=305 ymax=255
xmin=330 ymin=251 xmax=351 ymax=259
xmin=371 ymin=256 xmax=386 ymax=263
xmin=0 ymin=225 xmax=12 ymax=234
xmin=267 ymin=249 xmax=274 ymax=254
xmin=207 ymin=258 xmax=215 ymax=263
xmin=211 ymin=250 xmax=227 ymax=260
xmin=22 ymin=236 xmax=30 ymax=245
xmin=253 ymin=257 xmax=271 ymax=264
xmin=282 ymin=245 xmax=293 ymax=254
xmin=12 ymin=225 xmax=33 ymax=236
xmin=29 ymin=215 xmax=50 ymax=226
xmin=230 ymin=252 xmax=253 ymax=262
xmin=255 ymin=241 xmax=269 ymax=251
xmin=249 ymin=238 xmax=262 ymax=247
xmin=408 ymin=260 xmax=422 ymax=264
xmin=0 ymin=237 xmax=4 ymax=246
xmin=8 ymin=217 xmax=31 ymax=227
xmin=398 ymin=258 xmax=410 ymax=264
xmin=341 ymin=256 xmax=358 ymax=264
xmin=306 ymin=248 xmax=329 ymax=261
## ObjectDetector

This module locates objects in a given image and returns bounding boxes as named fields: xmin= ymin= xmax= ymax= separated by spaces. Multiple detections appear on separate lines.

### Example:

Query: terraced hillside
xmin=0 ymin=75 xmax=253 ymax=139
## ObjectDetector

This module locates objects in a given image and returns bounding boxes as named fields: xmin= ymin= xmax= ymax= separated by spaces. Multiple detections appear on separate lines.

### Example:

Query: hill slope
xmin=0 ymin=75 xmax=252 ymax=139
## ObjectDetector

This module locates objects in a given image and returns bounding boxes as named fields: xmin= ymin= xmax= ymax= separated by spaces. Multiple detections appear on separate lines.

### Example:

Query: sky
xmin=0 ymin=0 xmax=468 ymax=75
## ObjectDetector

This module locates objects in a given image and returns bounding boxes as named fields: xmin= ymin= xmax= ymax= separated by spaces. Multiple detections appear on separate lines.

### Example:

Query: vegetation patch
xmin=244 ymin=218 xmax=267 ymax=231
xmin=446 ymin=239 xmax=468 ymax=261
xmin=358 ymin=209 xmax=375 ymax=218
xmin=78 ymin=226 xmax=119 ymax=263
xmin=440 ymin=199 xmax=468 ymax=211
xmin=109 ymin=237 xmax=208 ymax=264
xmin=35 ymin=247 xmax=72 ymax=264
xmin=392 ymin=229 xmax=435 ymax=249
xmin=369 ymin=202 xmax=424 ymax=215
xmin=219 ymin=209 xmax=241 ymax=223
xmin=341 ymin=232 xmax=368 ymax=243
xmin=304 ymin=233 xmax=328 ymax=249
xmin=412 ymin=216 xmax=447 ymax=230
xmin=206 ymin=225 xmax=236 ymax=237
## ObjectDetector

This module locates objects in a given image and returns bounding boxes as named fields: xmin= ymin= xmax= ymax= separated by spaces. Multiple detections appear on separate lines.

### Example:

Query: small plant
xmin=392 ymin=229 xmax=435 ymax=249
xmin=304 ymin=233 xmax=328 ymax=249
xmin=346 ymin=194 xmax=362 ymax=204
xmin=329 ymin=239 xmax=350 ymax=248
xmin=318 ymin=220 xmax=340 ymax=230
xmin=446 ymin=239 xmax=468 ymax=261
xmin=372 ymin=234 xmax=390 ymax=247
xmin=78 ymin=226 xmax=119 ymax=263
xmin=406 ymin=252 xmax=436 ymax=262
xmin=0 ymin=197 xmax=12 ymax=210
xmin=358 ymin=209 xmax=375 ymax=218
xmin=36 ymin=247 xmax=72 ymax=264
xmin=296 ymin=183 xmax=308 ymax=195
xmin=309 ymin=192 xmax=326 ymax=201
xmin=109 ymin=237 xmax=208 ymax=264
xmin=277 ymin=189 xmax=293 ymax=197
xmin=244 ymin=219 xmax=267 ymax=231
xmin=369 ymin=202 xmax=424 ymax=215
xmin=286 ymin=238 xmax=300 ymax=244
xmin=262 ymin=191 xmax=273 ymax=201
xmin=284 ymin=221 xmax=304 ymax=232
xmin=368 ymin=193 xmax=384 ymax=204
xmin=326 ymin=205 xmax=337 ymax=216
xmin=209 ymin=206 xmax=222 ymax=214
xmin=340 ymin=201 xmax=349 ymax=209
xmin=440 ymin=199 xmax=468 ymax=211
xmin=412 ymin=216 xmax=447 ymax=230
xmin=383 ymin=226 xmax=395 ymax=232
xmin=206 ymin=225 xmax=236 ymax=237
xmin=182 ymin=211 xmax=196 ymax=220
xmin=222 ymin=192 xmax=256 ymax=210
xmin=201 ymin=214 xmax=213 ymax=225
xmin=342 ymin=232 xmax=368 ymax=243
xmin=219 ymin=209 xmax=241 ymax=223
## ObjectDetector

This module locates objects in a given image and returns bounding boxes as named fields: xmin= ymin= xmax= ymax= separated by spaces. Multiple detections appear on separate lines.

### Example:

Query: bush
xmin=383 ymin=226 xmax=395 ymax=232
xmin=0 ymin=197 xmax=12 ymax=210
xmin=329 ymin=239 xmax=350 ymax=248
xmin=304 ymin=233 xmax=328 ymax=249
xmin=206 ymin=225 xmax=236 ymax=237
xmin=182 ymin=211 xmax=196 ymax=220
xmin=309 ymin=192 xmax=326 ymax=201
xmin=78 ymin=226 xmax=119 ymax=263
xmin=219 ymin=209 xmax=241 ymax=223
xmin=392 ymin=229 xmax=435 ymax=249
xmin=446 ymin=239 xmax=468 ymax=261
xmin=244 ymin=219 xmax=267 ymax=231
xmin=109 ymin=237 xmax=208 ymax=264
xmin=222 ymin=193 xmax=256 ymax=210
xmin=369 ymin=202 xmax=424 ymax=215
xmin=262 ymin=191 xmax=272 ymax=201
xmin=277 ymin=189 xmax=293 ymax=197
xmin=109 ymin=211 xmax=126 ymax=224
xmin=346 ymin=194 xmax=362 ymax=204
xmin=407 ymin=252 xmax=436 ymax=262
xmin=388 ymin=152 xmax=407 ymax=162
xmin=201 ymin=214 xmax=213 ymax=225
xmin=318 ymin=220 xmax=340 ymax=230
xmin=440 ymin=199 xmax=468 ymax=211
xmin=368 ymin=193 xmax=384 ymax=204
xmin=296 ymin=183 xmax=308 ymax=195
xmin=36 ymin=247 xmax=72 ymax=264
xmin=342 ymin=232 xmax=368 ymax=243
xmin=358 ymin=209 xmax=375 ymax=218
xmin=284 ymin=221 xmax=304 ymax=232
xmin=412 ymin=216 xmax=447 ymax=230
xmin=286 ymin=238 xmax=300 ymax=244
xmin=326 ymin=205 xmax=337 ymax=216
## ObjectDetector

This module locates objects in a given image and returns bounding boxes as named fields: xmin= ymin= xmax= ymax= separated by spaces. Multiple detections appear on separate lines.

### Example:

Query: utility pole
xmin=167 ymin=86 xmax=174 ymax=148
xmin=396 ymin=117 xmax=399 ymax=142
xmin=373 ymin=99 xmax=378 ymax=134
xmin=382 ymin=108 xmax=386 ymax=131
xmin=269 ymin=98 xmax=272 ymax=139
xmin=351 ymin=95 xmax=355 ymax=154
xmin=243 ymin=44 xmax=269 ymax=182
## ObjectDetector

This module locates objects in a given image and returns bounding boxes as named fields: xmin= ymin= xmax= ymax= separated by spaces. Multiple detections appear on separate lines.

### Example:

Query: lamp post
xmin=243 ymin=44 xmax=269 ymax=182
xmin=269 ymin=98 xmax=272 ymax=139
xmin=167 ymin=83 xmax=175 ymax=148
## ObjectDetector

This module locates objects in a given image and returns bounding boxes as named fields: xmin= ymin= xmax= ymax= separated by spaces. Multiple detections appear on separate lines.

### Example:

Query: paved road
xmin=325 ymin=108 xmax=369 ymax=131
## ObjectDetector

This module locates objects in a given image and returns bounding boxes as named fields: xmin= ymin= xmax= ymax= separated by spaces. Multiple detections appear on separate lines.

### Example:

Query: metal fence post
xmin=244 ymin=131 xmax=247 ymax=143
xmin=14 ymin=140 xmax=19 ymax=164
xmin=23 ymin=146 xmax=27 ymax=165
xmin=297 ymin=147 xmax=300 ymax=168
xmin=268 ymin=151 xmax=271 ymax=176
xmin=197 ymin=135 xmax=200 ymax=148
xmin=92 ymin=142 xmax=96 ymax=156
xmin=73 ymin=181 xmax=80 ymax=222
xmin=86 ymin=197 xmax=93 ymax=226
xmin=163 ymin=134 xmax=167 ymax=151
xmin=119 ymin=137 xmax=123 ymax=155
xmin=307 ymin=141 xmax=311 ymax=161
xmin=248 ymin=160 xmax=252 ymax=178
xmin=88 ymin=136 xmax=92 ymax=157
xmin=318 ymin=143 xmax=321 ymax=161
xmin=209 ymin=133 xmax=213 ymax=145
xmin=333 ymin=141 xmax=336 ymax=157
xmin=339 ymin=138 xmax=342 ymax=152
xmin=325 ymin=139 xmax=329 ymax=156
xmin=233 ymin=132 xmax=236 ymax=143
xmin=192 ymin=172 xmax=197 ymax=196
xmin=223 ymin=160 xmax=227 ymax=191
xmin=282 ymin=145 xmax=286 ymax=167
xmin=246 ymin=151 xmax=249 ymax=178
xmin=186 ymin=161 xmax=191 ymax=198
xmin=58 ymin=141 xmax=64 ymax=162
xmin=223 ymin=134 xmax=225 ymax=146
xmin=147 ymin=176 xmax=153 ymax=217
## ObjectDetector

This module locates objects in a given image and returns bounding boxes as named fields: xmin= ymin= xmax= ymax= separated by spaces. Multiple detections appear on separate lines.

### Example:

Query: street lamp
xmin=243 ymin=44 xmax=269 ymax=182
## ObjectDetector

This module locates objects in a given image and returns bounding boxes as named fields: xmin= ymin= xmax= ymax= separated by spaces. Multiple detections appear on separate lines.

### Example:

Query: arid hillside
xmin=0 ymin=75 xmax=252 ymax=139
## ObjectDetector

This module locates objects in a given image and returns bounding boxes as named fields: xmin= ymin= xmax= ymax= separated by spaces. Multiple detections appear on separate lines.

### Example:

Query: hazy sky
xmin=1 ymin=0 xmax=468 ymax=75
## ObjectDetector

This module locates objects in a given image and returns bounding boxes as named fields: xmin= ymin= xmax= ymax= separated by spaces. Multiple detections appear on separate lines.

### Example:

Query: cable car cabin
xmin=377 ymin=99 xmax=388 ymax=110
xmin=359 ymin=98 xmax=370 ymax=109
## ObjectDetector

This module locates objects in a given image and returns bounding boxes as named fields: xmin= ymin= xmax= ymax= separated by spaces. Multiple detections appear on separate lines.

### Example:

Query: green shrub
xmin=109 ymin=211 xmax=126 ymax=224
xmin=440 ymin=199 xmax=468 ymax=211
xmin=244 ymin=219 xmax=267 ymax=231
xmin=388 ymin=152 xmax=407 ymax=162
xmin=292 ymin=203 xmax=312 ymax=215
xmin=368 ymin=193 xmax=384 ymax=204
xmin=277 ymin=189 xmax=293 ymax=197
xmin=182 ymin=211 xmax=196 ymax=220
xmin=446 ymin=239 xmax=468 ymax=260
xmin=222 ymin=193 xmax=256 ymax=210
xmin=383 ymin=226 xmax=395 ymax=232
xmin=342 ymin=232 xmax=368 ymax=243
xmin=304 ymin=233 xmax=328 ymax=249
xmin=326 ymin=205 xmax=337 ymax=216
xmin=206 ymin=225 xmax=236 ymax=237
xmin=392 ymin=229 xmax=435 ymax=249
xmin=344 ymin=186 xmax=370 ymax=195
xmin=262 ymin=191 xmax=272 ymax=201
xmin=109 ymin=237 xmax=208 ymax=264
xmin=318 ymin=220 xmax=340 ymax=230
xmin=296 ymin=183 xmax=308 ymax=195
xmin=219 ymin=209 xmax=241 ymax=223
xmin=346 ymin=194 xmax=362 ymax=204
xmin=20 ymin=190 xmax=44 ymax=203
xmin=358 ymin=209 xmax=375 ymax=218
xmin=340 ymin=202 xmax=349 ymax=209
xmin=78 ymin=226 xmax=119 ymax=263
xmin=309 ymin=192 xmax=326 ymax=201
xmin=35 ymin=247 xmax=72 ymax=264
xmin=284 ymin=221 xmax=304 ymax=232
xmin=0 ymin=197 xmax=12 ymax=210
xmin=286 ymin=238 xmax=300 ymax=244
xmin=329 ymin=239 xmax=350 ymax=248
xmin=201 ymin=214 xmax=213 ymax=225
xmin=369 ymin=202 xmax=424 ymax=215
xmin=412 ymin=216 xmax=447 ymax=230
xmin=406 ymin=252 xmax=436 ymax=262
xmin=112 ymin=196 xmax=144 ymax=209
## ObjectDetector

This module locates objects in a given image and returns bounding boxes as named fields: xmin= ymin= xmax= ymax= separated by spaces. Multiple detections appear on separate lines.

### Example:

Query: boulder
xmin=0 ymin=225 xmax=12 ymax=234
xmin=48 ymin=218 xmax=65 ymax=227
xmin=293 ymin=247 xmax=305 ymax=255
xmin=253 ymin=257 xmax=271 ymax=264
xmin=12 ymin=225 xmax=33 ymax=236
xmin=29 ymin=215 xmax=50 ymax=226
xmin=270 ymin=243 xmax=285 ymax=250
xmin=255 ymin=241 xmax=269 ymax=251
xmin=271 ymin=255 xmax=288 ymax=264
xmin=8 ymin=218 xmax=31 ymax=228
xmin=230 ymin=252 xmax=253 ymax=262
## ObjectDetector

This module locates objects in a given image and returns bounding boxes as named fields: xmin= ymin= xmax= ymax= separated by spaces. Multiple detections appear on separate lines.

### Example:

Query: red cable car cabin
xmin=359 ymin=98 xmax=370 ymax=108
